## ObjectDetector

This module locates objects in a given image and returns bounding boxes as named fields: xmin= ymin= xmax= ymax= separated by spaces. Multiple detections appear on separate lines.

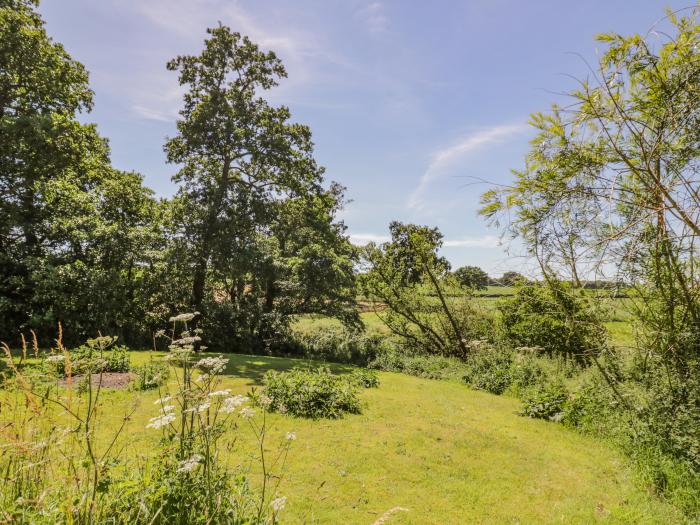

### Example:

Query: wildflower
xmin=45 ymin=355 xmax=65 ymax=363
xmin=177 ymin=453 xmax=204 ymax=473
xmin=160 ymin=404 xmax=176 ymax=414
xmin=184 ymin=402 xmax=210 ymax=414
xmin=154 ymin=329 xmax=166 ymax=338
xmin=208 ymin=389 xmax=231 ymax=398
xmin=270 ymin=496 xmax=287 ymax=513
xmin=221 ymin=395 xmax=247 ymax=414
xmin=171 ymin=336 xmax=201 ymax=346
xmin=195 ymin=374 xmax=209 ymax=382
xmin=285 ymin=432 xmax=296 ymax=441
xmin=154 ymin=395 xmax=172 ymax=404
xmin=146 ymin=412 xmax=176 ymax=429
xmin=258 ymin=394 xmax=273 ymax=408
xmin=169 ymin=312 xmax=199 ymax=323
xmin=240 ymin=407 xmax=256 ymax=419
xmin=195 ymin=355 xmax=228 ymax=375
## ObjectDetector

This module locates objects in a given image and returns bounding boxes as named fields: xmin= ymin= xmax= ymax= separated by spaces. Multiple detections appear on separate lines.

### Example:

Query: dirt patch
xmin=59 ymin=372 xmax=134 ymax=389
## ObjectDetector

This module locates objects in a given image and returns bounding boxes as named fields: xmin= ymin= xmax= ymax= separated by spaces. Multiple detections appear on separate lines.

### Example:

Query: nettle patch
xmin=262 ymin=367 xmax=370 ymax=419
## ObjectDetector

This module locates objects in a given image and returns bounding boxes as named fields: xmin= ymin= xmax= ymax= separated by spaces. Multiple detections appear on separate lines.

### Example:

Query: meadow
xmin=1 ymin=350 xmax=682 ymax=524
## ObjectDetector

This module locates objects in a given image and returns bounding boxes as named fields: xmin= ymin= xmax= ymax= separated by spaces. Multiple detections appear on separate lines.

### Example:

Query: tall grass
xmin=0 ymin=317 xmax=290 ymax=524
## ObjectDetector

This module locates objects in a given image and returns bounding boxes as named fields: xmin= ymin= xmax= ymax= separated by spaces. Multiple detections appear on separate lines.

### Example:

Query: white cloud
xmin=115 ymin=0 xmax=340 ymax=122
xmin=349 ymin=233 xmax=391 ymax=245
xmin=408 ymin=123 xmax=527 ymax=210
xmin=356 ymin=2 xmax=388 ymax=34
xmin=443 ymin=236 xmax=500 ymax=248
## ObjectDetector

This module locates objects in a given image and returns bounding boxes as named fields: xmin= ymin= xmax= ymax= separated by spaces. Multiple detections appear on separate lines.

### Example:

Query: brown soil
xmin=59 ymin=372 xmax=134 ymax=389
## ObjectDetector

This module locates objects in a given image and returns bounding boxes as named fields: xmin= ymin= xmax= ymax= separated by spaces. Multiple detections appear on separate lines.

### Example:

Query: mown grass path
xmin=111 ymin=353 xmax=681 ymax=524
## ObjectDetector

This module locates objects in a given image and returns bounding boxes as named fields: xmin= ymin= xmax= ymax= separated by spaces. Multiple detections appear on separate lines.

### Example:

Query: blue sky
xmin=39 ymin=1 xmax=688 ymax=276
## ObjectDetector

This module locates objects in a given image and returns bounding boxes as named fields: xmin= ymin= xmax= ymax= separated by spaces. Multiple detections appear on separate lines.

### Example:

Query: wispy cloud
xmin=117 ymin=0 xmax=341 ymax=121
xmin=349 ymin=233 xmax=391 ymax=245
xmin=356 ymin=2 xmax=388 ymax=34
xmin=408 ymin=123 xmax=527 ymax=210
xmin=443 ymin=236 xmax=500 ymax=248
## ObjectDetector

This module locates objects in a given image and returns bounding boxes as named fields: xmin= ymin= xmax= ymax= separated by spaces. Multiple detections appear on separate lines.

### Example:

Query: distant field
xmin=294 ymin=293 xmax=638 ymax=348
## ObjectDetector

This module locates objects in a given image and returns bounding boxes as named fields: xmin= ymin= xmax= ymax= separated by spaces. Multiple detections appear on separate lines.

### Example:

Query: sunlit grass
xmin=54 ymin=352 xmax=683 ymax=524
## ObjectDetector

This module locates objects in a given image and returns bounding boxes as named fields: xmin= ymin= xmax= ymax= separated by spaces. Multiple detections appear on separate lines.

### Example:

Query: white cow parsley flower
xmin=177 ymin=453 xmax=204 ymax=473
xmin=270 ymin=496 xmax=287 ymax=513
xmin=146 ymin=412 xmax=176 ymax=429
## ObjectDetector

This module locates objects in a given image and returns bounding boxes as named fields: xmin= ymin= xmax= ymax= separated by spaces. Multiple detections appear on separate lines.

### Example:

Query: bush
xmin=519 ymin=381 xmax=569 ymax=421
xmin=462 ymin=344 xmax=547 ymax=396
xmin=368 ymin=346 xmax=468 ymax=381
xmin=263 ymin=367 xmax=362 ymax=419
xmin=290 ymin=326 xmax=387 ymax=366
xmin=131 ymin=361 xmax=169 ymax=390
xmin=498 ymin=282 xmax=606 ymax=363
xmin=462 ymin=344 xmax=514 ymax=394
xmin=349 ymin=368 xmax=380 ymax=388
xmin=105 ymin=345 xmax=131 ymax=372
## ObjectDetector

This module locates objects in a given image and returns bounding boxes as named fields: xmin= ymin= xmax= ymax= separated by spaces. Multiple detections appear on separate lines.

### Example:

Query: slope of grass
xmin=107 ymin=352 xmax=681 ymax=524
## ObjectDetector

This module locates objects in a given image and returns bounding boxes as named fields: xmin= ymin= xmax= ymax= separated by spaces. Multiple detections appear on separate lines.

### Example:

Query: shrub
xmin=498 ymin=282 xmax=606 ymax=363
xmin=290 ymin=326 xmax=386 ymax=365
xmin=131 ymin=361 xmax=169 ymax=390
xmin=105 ymin=345 xmax=130 ymax=372
xmin=461 ymin=344 xmax=547 ymax=396
xmin=368 ymin=346 xmax=468 ymax=381
xmin=349 ymin=368 xmax=380 ymax=388
xmin=263 ymin=367 xmax=362 ymax=419
xmin=519 ymin=381 xmax=569 ymax=421
xmin=462 ymin=344 xmax=514 ymax=394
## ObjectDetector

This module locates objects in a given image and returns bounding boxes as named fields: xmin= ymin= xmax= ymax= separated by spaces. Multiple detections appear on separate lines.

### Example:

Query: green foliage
xmin=104 ymin=345 xmax=130 ymax=373
xmin=519 ymin=381 xmax=569 ymax=421
xmin=290 ymin=325 xmax=387 ymax=365
xmin=349 ymin=368 xmax=379 ymax=388
xmin=263 ymin=367 xmax=362 ymax=419
xmin=368 ymin=345 xmax=469 ymax=381
xmin=130 ymin=361 xmax=169 ymax=391
xmin=462 ymin=344 xmax=514 ymax=395
xmin=498 ymin=282 xmax=606 ymax=363
xmin=454 ymin=266 xmax=489 ymax=290
xmin=165 ymin=25 xmax=359 ymax=352
xmin=462 ymin=344 xmax=547 ymax=395
xmin=361 ymin=222 xmax=493 ymax=357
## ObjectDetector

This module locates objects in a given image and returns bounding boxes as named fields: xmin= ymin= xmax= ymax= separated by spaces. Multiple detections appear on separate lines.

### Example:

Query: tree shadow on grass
xmin=224 ymin=354 xmax=357 ymax=386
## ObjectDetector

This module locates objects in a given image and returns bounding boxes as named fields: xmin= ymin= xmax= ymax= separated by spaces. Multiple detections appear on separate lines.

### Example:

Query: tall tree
xmin=454 ymin=266 xmax=489 ymax=290
xmin=166 ymin=25 xmax=324 ymax=314
xmin=362 ymin=222 xmax=484 ymax=357
xmin=0 ymin=0 xmax=110 ymax=340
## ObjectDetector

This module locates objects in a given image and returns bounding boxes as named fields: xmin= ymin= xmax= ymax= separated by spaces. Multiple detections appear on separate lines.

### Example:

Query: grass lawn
xmin=75 ymin=352 xmax=683 ymax=524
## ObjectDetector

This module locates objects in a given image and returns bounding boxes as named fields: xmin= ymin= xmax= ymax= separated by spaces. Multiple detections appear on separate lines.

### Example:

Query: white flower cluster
xmin=270 ymin=496 xmax=287 ymax=513
xmin=146 ymin=412 xmax=176 ymax=429
xmin=177 ymin=453 xmax=204 ymax=473
xmin=285 ymin=432 xmax=296 ymax=441
xmin=169 ymin=312 xmax=199 ymax=323
xmin=45 ymin=355 xmax=65 ymax=363
xmin=195 ymin=355 xmax=228 ymax=375
xmin=208 ymin=389 xmax=231 ymax=397
xmin=239 ymin=407 xmax=256 ymax=419
xmin=184 ymin=401 xmax=211 ymax=414
xmin=171 ymin=336 xmax=201 ymax=346
xmin=221 ymin=394 xmax=247 ymax=414
xmin=258 ymin=394 xmax=273 ymax=408
xmin=147 ymin=403 xmax=176 ymax=429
